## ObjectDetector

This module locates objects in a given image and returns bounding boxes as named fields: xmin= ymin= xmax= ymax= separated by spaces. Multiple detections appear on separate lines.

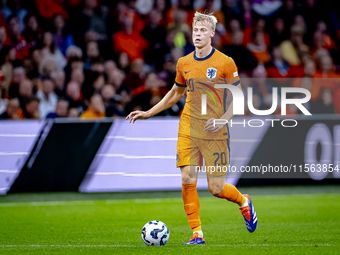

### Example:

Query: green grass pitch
xmin=0 ymin=186 xmax=339 ymax=254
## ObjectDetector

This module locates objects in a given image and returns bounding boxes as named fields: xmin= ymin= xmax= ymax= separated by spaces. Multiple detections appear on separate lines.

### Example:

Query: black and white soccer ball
xmin=141 ymin=220 xmax=170 ymax=246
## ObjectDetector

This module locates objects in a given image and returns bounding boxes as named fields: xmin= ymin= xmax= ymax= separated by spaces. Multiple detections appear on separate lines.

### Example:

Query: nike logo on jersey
xmin=185 ymin=71 xmax=191 ymax=74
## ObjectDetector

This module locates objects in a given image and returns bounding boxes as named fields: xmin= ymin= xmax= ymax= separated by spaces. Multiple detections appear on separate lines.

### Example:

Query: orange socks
xmin=182 ymin=183 xmax=201 ymax=232
xmin=182 ymin=183 xmax=245 ymax=232
xmin=216 ymin=184 xmax=246 ymax=207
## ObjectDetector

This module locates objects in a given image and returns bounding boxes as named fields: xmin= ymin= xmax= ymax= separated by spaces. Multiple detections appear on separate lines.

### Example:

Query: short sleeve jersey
xmin=175 ymin=48 xmax=240 ymax=140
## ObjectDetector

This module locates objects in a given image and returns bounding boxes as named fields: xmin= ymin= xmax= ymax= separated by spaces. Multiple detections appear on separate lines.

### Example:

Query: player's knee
xmin=208 ymin=183 xmax=224 ymax=196
xmin=182 ymin=175 xmax=190 ymax=184
xmin=181 ymin=166 xmax=197 ymax=184
xmin=182 ymin=175 xmax=197 ymax=184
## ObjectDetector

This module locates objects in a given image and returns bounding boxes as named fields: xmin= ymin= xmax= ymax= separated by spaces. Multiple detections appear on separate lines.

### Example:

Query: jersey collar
xmin=194 ymin=47 xmax=215 ymax=61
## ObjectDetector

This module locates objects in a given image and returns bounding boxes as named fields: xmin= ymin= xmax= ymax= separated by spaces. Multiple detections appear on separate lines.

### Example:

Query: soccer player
xmin=126 ymin=12 xmax=258 ymax=245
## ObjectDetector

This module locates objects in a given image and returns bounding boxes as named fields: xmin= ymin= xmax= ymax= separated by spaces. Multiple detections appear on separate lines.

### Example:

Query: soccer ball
xmin=141 ymin=220 xmax=170 ymax=246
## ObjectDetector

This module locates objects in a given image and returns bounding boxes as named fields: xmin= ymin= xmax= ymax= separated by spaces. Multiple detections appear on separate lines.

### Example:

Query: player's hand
xmin=204 ymin=118 xmax=225 ymax=133
xmin=126 ymin=111 xmax=151 ymax=123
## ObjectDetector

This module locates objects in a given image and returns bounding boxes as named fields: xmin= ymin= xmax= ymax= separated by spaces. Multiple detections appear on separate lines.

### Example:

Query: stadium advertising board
xmin=80 ymin=116 xmax=340 ymax=192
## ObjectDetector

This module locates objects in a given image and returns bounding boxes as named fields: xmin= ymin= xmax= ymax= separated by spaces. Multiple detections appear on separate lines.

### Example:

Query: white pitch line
xmin=209 ymin=243 xmax=334 ymax=247
xmin=0 ymin=201 xmax=95 ymax=208
xmin=0 ymin=198 xmax=184 ymax=208
xmin=0 ymin=194 xmax=336 ymax=208
xmin=0 ymin=244 xmax=334 ymax=248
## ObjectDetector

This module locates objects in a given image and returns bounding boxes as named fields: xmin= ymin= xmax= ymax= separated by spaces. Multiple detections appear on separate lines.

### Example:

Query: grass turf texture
xmin=0 ymin=186 xmax=339 ymax=254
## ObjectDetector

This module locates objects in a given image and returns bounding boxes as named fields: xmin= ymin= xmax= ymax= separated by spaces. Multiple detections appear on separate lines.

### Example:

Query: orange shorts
xmin=176 ymin=134 xmax=230 ymax=176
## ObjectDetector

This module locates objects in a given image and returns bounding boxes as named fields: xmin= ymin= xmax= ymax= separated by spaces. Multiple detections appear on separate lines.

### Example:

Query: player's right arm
xmin=126 ymin=84 xmax=186 ymax=123
xmin=126 ymin=58 xmax=187 ymax=123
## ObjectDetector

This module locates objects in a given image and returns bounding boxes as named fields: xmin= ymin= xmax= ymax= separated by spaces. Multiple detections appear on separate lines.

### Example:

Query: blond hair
xmin=192 ymin=11 xmax=218 ymax=31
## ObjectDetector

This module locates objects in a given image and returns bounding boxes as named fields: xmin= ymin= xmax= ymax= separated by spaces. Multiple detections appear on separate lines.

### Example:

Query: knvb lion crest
xmin=206 ymin=67 xmax=217 ymax=79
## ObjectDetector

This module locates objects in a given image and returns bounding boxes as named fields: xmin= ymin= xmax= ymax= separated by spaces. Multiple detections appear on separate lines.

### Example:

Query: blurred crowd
xmin=0 ymin=0 xmax=340 ymax=120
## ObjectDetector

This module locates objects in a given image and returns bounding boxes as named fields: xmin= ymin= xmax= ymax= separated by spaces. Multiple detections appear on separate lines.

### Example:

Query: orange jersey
xmin=175 ymin=48 xmax=240 ymax=140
